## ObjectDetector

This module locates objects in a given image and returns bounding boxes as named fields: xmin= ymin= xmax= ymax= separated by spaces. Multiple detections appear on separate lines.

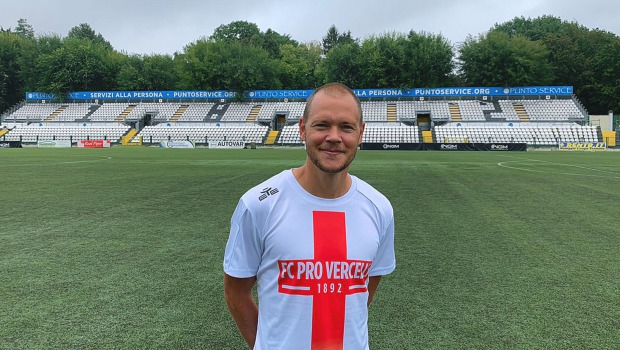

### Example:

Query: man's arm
xmin=224 ymin=274 xmax=258 ymax=348
xmin=367 ymin=275 xmax=382 ymax=306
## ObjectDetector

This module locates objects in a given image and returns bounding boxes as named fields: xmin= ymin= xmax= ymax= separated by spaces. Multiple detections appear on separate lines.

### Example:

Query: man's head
xmin=299 ymin=82 xmax=365 ymax=174
xmin=302 ymin=83 xmax=363 ymax=126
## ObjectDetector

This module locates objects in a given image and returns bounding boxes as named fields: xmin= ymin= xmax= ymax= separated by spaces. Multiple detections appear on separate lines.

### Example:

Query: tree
xmin=141 ymin=54 xmax=178 ymax=90
xmin=116 ymin=54 xmax=143 ymax=90
xmin=15 ymin=34 xmax=63 ymax=94
xmin=67 ymin=23 xmax=113 ymax=51
xmin=316 ymin=41 xmax=364 ymax=87
xmin=177 ymin=39 xmax=280 ymax=93
xmin=261 ymin=28 xmax=298 ymax=59
xmin=321 ymin=25 xmax=356 ymax=55
xmin=322 ymin=25 xmax=339 ymax=55
xmin=35 ymin=38 xmax=119 ymax=98
xmin=358 ymin=33 xmax=407 ymax=88
xmin=14 ymin=18 xmax=34 ymax=39
xmin=210 ymin=21 xmax=261 ymax=45
xmin=0 ymin=32 xmax=27 ymax=111
xmin=278 ymin=42 xmax=322 ymax=89
xmin=489 ymin=15 xmax=620 ymax=114
xmin=321 ymin=31 xmax=455 ymax=89
xmin=492 ymin=15 xmax=565 ymax=41
xmin=405 ymin=31 xmax=455 ymax=87
xmin=458 ymin=31 xmax=552 ymax=86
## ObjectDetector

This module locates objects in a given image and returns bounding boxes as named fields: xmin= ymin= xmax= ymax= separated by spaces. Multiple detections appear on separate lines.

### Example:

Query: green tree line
xmin=0 ymin=16 xmax=618 ymax=114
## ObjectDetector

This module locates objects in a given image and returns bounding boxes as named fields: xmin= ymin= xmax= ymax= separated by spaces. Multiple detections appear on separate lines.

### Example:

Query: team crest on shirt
xmin=259 ymin=187 xmax=279 ymax=201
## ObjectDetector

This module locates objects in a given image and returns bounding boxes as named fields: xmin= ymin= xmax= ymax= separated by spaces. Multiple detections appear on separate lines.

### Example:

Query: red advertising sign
xmin=78 ymin=140 xmax=111 ymax=148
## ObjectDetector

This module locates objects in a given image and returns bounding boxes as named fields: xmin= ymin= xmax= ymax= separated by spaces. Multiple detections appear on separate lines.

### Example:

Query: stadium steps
xmin=448 ymin=103 xmax=462 ymax=122
xmin=44 ymin=105 xmax=67 ymax=123
xmin=387 ymin=104 xmax=397 ymax=122
xmin=169 ymin=105 xmax=189 ymax=123
xmin=514 ymin=103 xmax=530 ymax=122
xmin=247 ymin=105 xmax=262 ymax=123
xmin=115 ymin=105 xmax=137 ymax=122
xmin=265 ymin=130 xmax=279 ymax=145
xmin=483 ymin=101 xmax=503 ymax=121
xmin=422 ymin=130 xmax=433 ymax=143
xmin=121 ymin=129 xmax=140 ymax=146
xmin=602 ymin=130 xmax=615 ymax=146
xmin=82 ymin=105 xmax=101 ymax=121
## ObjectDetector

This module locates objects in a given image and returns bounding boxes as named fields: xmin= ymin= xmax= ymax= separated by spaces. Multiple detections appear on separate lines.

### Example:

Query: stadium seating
xmin=278 ymin=124 xmax=302 ymax=144
xmin=3 ymin=123 xmax=130 ymax=143
xmin=0 ymin=96 xmax=596 ymax=147
xmin=5 ymin=103 xmax=63 ymax=122
xmin=125 ymin=103 xmax=181 ymax=122
xmin=520 ymin=100 xmax=584 ymax=121
xmin=361 ymin=101 xmax=388 ymax=122
xmin=490 ymin=101 xmax=519 ymax=121
xmin=221 ymin=103 xmax=255 ymax=122
xmin=137 ymin=123 xmax=268 ymax=144
xmin=89 ymin=103 xmax=130 ymax=121
xmin=457 ymin=100 xmax=487 ymax=121
xmin=277 ymin=123 xmax=420 ymax=144
xmin=179 ymin=103 xmax=215 ymax=121
xmin=4 ymin=98 xmax=588 ymax=124
xmin=399 ymin=101 xmax=451 ymax=121
xmin=363 ymin=123 xmax=420 ymax=143
xmin=434 ymin=123 xmax=598 ymax=145
xmin=257 ymin=102 xmax=305 ymax=122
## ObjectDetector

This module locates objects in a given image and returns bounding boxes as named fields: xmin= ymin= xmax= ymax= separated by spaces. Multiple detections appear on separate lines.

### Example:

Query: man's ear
xmin=358 ymin=122 xmax=366 ymax=145
xmin=299 ymin=117 xmax=306 ymax=142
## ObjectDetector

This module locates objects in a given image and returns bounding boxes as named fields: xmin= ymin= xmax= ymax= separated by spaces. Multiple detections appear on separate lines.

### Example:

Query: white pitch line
xmin=497 ymin=155 xmax=620 ymax=179
xmin=59 ymin=157 xmax=113 ymax=164
xmin=0 ymin=156 xmax=112 ymax=167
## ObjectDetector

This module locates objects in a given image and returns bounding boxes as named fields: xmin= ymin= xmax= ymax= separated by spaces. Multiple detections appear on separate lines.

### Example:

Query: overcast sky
xmin=1 ymin=0 xmax=618 ymax=55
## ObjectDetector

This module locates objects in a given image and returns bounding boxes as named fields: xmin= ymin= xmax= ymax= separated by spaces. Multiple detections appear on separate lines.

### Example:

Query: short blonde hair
xmin=302 ymin=82 xmax=363 ymax=124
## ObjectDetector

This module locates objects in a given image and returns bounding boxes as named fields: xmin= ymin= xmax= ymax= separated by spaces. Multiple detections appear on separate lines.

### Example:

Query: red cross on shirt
xmin=278 ymin=211 xmax=372 ymax=350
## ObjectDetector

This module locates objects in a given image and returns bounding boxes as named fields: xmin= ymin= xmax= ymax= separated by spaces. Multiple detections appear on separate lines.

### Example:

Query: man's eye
xmin=341 ymin=125 xmax=355 ymax=132
xmin=314 ymin=124 xmax=328 ymax=129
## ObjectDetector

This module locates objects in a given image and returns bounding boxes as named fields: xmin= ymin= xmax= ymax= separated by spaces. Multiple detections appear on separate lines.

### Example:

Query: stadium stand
xmin=434 ymin=123 xmax=597 ymax=145
xmin=3 ymin=123 xmax=130 ymax=143
xmin=257 ymin=102 xmax=305 ymax=122
xmin=1 ymin=87 xmax=601 ymax=148
xmin=361 ymin=101 xmax=388 ymax=122
xmin=178 ymin=103 xmax=215 ymax=122
xmin=221 ymin=103 xmax=256 ymax=122
xmin=125 ymin=103 xmax=182 ymax=122
xmin=5 ymin=103 xmax=64 ymax=122
xmin=136 ymin=123 xmax=268 ymax=144
xmin=89 ymin=103 xmax=130 ymax=122
xmin=278 ymin=123 xmax=420 ymax=144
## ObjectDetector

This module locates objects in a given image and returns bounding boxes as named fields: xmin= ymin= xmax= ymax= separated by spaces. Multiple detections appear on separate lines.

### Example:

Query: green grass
xmin=1 ymin=148 xmax=619 ymax=349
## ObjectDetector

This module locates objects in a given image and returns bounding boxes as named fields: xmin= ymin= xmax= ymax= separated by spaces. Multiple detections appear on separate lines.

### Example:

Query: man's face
xmin=300 ymin=92 xmax=364 ymax=174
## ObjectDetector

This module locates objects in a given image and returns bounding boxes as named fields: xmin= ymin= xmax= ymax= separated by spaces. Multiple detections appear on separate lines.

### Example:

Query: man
xmin=223 ymin=82 xmax=395 ymax=350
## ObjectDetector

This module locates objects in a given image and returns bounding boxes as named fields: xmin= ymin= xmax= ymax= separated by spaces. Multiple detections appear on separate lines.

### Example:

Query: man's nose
xmin=325 ymin=126 xmax=342 ymax=141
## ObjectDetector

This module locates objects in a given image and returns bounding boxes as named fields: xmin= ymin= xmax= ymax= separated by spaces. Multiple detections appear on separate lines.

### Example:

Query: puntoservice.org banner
xmin=26 ymin=86 xmax=574 ymax=101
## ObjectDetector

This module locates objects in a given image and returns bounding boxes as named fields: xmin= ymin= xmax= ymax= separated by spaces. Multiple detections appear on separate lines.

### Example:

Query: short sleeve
xmin=368 ymin=207 xmax=395 ymax=277
xmin=223 ymin=199 xmax=263 ymax=278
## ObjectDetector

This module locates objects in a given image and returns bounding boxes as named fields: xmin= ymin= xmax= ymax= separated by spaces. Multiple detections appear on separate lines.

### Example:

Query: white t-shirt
xmin=224 ymin=169 xmax=396 ymax=350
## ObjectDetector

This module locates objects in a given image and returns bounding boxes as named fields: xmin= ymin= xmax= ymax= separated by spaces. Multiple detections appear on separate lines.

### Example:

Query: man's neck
xmin=292 ymin=163 xmax=351 ymax=199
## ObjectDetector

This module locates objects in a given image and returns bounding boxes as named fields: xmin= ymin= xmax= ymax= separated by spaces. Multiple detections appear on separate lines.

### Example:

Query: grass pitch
xmin=1 ymin=147 xmax=619 ymax=349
